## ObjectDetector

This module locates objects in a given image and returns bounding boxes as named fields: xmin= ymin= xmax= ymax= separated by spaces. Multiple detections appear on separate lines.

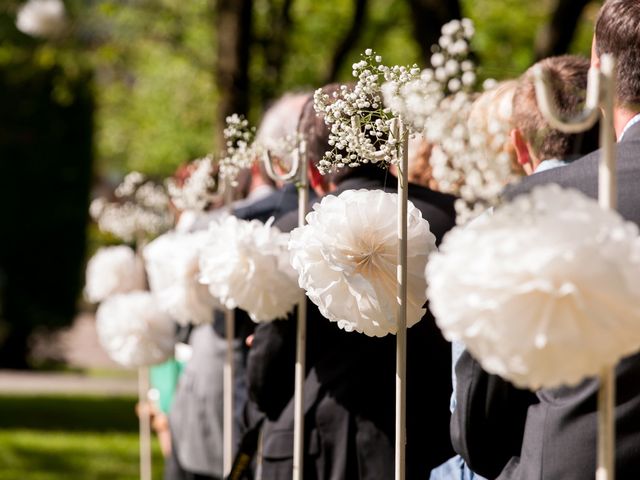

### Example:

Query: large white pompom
xmin=144 ymin=231 xmax=218 ymax=326
xmin=290 ymin=189 xmax=437 ymax=337
xmin=85 ymin=246 xmax=146 ymax=303
xmin=427 ymin=184 xmax=640 ymax=389
xmin=199 ymin=216 xmax=299 ymax=322
xmin=96 ymin=291 xmax=176 ymax=368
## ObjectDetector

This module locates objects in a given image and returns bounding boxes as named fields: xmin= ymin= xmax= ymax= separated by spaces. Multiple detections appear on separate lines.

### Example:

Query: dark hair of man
xmin=595 ymin=0 xmax=640 ymax=110
xmin=298 ymin=83 xmax=387 ymax=185
xmin=512 ymin=55 xmax=599 ymax=161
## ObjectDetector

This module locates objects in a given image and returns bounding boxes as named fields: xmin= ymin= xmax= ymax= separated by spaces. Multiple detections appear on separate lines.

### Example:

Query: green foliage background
xmin=79 ymin=0 xmax=601 ymax=178
xmin=1 ymin=0 xmax=602 ymax=178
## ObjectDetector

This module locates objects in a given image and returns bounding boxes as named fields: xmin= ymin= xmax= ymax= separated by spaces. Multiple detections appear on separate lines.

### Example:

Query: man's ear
xmin=511 ymin=128 xmax=531 ymax=167
xmin=591 ymin=35 xmax=600 ymax=70
xmin=308 ymin=161 xmax=329 ymax=196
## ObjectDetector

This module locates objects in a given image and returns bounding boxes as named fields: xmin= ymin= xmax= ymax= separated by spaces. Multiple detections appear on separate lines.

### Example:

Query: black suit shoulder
xmin=407 ymin=182 xmax=457 ymax=245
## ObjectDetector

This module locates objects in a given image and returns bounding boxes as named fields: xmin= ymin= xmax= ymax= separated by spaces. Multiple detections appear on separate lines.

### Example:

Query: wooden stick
xmin=292 ymin=141 xmax=308 ymax=480
xmin=223 ymin=179 xmax=235 ymax=476
xmin=395 ymin=120 xmax=408 ymax=480
xmin=534 ymin=53 xmax=618 ymax=480
xmin=597 ymin=366 xmax=615 ymax=480
xmin=223 ymin=307 xmax=235 ymax=476
xmin=262 ymin=140 xmax=308 ymax=480
xmin=138 ymin=366 xmax=152 ymax=480
xmin=596 ymin=54 xmax=617 ymax=480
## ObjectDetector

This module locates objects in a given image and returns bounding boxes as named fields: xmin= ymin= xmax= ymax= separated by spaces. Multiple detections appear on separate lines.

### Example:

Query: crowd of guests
xmin=149 ymin=1 xmax=640 ymax=478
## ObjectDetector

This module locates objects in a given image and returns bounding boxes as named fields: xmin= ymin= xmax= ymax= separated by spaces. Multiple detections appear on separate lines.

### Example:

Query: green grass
xmin=0 ymin=395 xmax=164 ymax=480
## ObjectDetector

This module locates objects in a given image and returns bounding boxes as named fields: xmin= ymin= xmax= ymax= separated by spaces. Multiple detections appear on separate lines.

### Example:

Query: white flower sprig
xmin=382 ymin=18 xmax=516 ymax=222
xmin=382 ymin=18 xmax=477 ymax=133
xmin=313 ymin=49 xmax=421 ymax=174
xmin=425 ymin=83 xmax=516 ymax=224
xmin=219 ymin=114 xmax=258 ymax=185
xmin=90 ymin=172 xmax=174 ymax=243
xmin=166 ymin=155 xmax=217 ymax=212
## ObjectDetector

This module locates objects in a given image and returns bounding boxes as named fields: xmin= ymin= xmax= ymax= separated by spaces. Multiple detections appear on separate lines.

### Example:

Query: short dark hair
xmin=513 ymin=55 xmax=598 ymax=160
xmin=298 ymin=83 xmax=386 ymax=185
xmin=596 ymin=0 xmax=640 ymax=109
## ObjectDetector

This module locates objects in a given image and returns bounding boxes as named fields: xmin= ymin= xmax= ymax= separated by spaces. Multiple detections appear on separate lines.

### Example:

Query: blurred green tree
xmin=0 ymin=0 xmax=601 ymax=367
xmin=0 ymin=1 xmax=93 ymax=368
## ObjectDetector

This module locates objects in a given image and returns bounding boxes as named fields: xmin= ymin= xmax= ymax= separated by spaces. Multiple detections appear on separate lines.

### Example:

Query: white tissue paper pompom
xmin=16 ymin=0 xmax=67 ymax=38
xmin=85 ymin=246 xmax=146 ymax=303
xmin=96 ymin=291 xmax=176 ymax=368
xmin=290 ymin=189 xmax=437 ymax=337
xmin=427 ymin=184 xmax=640 ymax=389
xmin=144 ymin=231 xmax=218 ymax=326
xmin=199 ymin=216 xmax=299 ymax=322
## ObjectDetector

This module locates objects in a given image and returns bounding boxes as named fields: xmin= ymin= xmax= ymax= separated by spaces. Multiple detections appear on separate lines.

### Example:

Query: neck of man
xmin=613 ymin=106 xmax=640 ymax=140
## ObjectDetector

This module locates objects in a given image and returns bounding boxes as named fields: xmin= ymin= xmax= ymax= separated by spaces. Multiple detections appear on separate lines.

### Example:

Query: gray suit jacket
xmin=453 ymin=122 xmax=640 ymax=480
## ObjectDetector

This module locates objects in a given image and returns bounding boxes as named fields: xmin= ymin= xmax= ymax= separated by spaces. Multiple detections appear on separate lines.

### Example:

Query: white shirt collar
xmin=620 ymin=113 xmax=640 ymax=141
xmin=534 ymin=158 xmax=568 ymax=173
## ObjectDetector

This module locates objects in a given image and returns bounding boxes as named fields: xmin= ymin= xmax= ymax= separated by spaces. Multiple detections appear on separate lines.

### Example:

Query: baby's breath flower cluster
xmin=166 ymin=155 xmax=217 ymax=212
xmin=426 ymin=87 xmax=515 ymax=224
xmin=382 ymin=18 xmax=514 ymax=222
xmin=313 ymin=49 xmax=420 ymax=174
xmin=90 ymin=172 xmax=174 ymax=243
xmin=219 ymin=114 xmax=258 ymax=185
xmin=382 ymin=18 xmax=477 ymax=132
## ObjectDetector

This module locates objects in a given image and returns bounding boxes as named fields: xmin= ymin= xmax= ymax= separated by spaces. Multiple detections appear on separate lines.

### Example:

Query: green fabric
xmin=149 ymin=359 xmax=184 ymax=413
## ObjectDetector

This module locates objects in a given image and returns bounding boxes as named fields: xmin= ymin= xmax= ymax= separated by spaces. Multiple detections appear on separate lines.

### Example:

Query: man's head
xmin=299 ymin=83 xmax=384 ymax=196
xmin=256 ymin=92 xmax=310 ymax=162
xmin=240 ymin=92 xmax=310 ymax=194
xmin=594 ymin=0 xmax=640 ymax=112
xmin=511 ymin=55 xmax=598 ymax=175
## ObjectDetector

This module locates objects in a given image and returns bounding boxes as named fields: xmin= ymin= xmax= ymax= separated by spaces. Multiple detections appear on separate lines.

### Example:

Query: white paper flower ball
xmin=144 ymin=231 xmax=218 ymax=326
xmin=16 ymin=0 xmax=67 ymax=38
xmin=290 ymin=189 xmax=437 ymax=337
xmin=427 ymin=184 xmax=640 ymax=389
xmin=96 ymin=291 xmax=176 ymax=368
xmin=85 ymin=246 xmax=146 ymax=303
xmin=199 ymin=216 xmax=299 ymax=322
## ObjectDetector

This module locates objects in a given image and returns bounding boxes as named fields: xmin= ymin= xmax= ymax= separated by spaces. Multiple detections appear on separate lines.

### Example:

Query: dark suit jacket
xmin=233 ymin=183 xmax=311 ymax=224
xmin=248 ymin=174 xmax=457 ymax=479
xmin=452 ymin=122 xmax=640 ymax=480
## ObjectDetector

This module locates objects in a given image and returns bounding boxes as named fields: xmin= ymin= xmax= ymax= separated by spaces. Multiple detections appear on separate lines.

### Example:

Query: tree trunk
xmin=214 ymin=0 xmax=254 ymax=147
xmin=406 ymin=0 xmax=462 ymax=65
xmin=257 ymin=0 xmax=295 ymax=108
xmin=534 ymin=0 xmax=593 ymax=60
xmin=324 ymin=0 xmax=369 ymax=83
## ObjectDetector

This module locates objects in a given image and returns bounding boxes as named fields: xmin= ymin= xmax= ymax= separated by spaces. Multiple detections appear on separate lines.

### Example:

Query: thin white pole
xmin=534 ymin=53 xmax=617 ymax=480
xmin=261 ymin=140 xmax=308 ymax=480
xmin=292 ymin=141 xmax=308 ymax=480
xmin=223 ymin=179 xmax=235 ymax=476
xmin=138 ymin=366 xmax=152 ymax=480
xmin=223 ymin=307 xmax=235 ymax=476
xmin=597 ymin=367 xmax=615 ymax=480
xmin=395 ymin=120 xmax=408 ymax=480
xmin=596 ymin=54 xmax=617 ymax=480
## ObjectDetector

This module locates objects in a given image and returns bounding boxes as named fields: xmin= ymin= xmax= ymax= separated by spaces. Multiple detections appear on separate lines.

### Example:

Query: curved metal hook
xmin=262 ymin=142 xmax=302 ymax=183
xmin=532 ymin=55 xmax=615 ymax=133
